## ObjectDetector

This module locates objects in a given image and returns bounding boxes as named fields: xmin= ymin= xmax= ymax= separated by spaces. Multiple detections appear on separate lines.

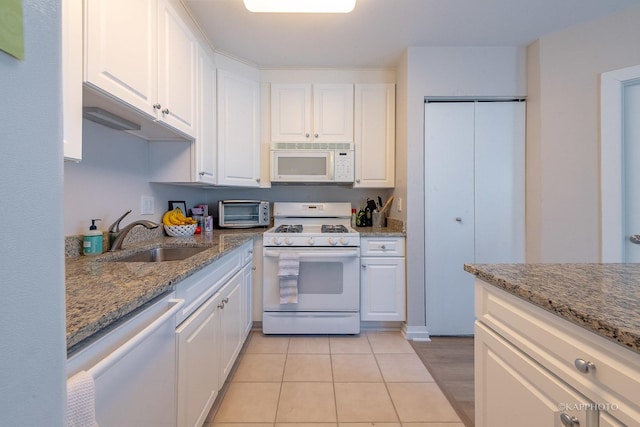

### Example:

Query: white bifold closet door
xmin=424 ymin=101 xmax=525 ymax=335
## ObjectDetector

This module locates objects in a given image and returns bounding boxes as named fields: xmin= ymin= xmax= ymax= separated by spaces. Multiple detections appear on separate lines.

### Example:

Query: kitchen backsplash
xmin=65 ymin=227 xmax=164 ymax=257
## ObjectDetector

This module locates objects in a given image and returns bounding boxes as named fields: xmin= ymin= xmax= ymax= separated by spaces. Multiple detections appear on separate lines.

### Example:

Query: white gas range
xmin=262 ymin=202 xmax=361 ymax=335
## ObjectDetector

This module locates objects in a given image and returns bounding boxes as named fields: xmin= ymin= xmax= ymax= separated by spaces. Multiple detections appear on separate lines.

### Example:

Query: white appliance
xmin=218 ymin=200 xmax=270 ymax=228
xmin=67 ymin=293 xmax=184 ymax=426
xmin=262 ymin=202 xmax=360 ymax=334
xmin=270 ymin=142 xmax=355 ymax=183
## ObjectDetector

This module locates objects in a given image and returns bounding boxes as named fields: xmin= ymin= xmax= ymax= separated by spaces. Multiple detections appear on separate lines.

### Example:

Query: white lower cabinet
xmin=175 ymin=241 xmax=254 ymax=427
xmin=476 ymin=323 xmax=596 ymax=427
xmin=475 ymin=280 xmax=640 ymax=427
xmin=360 ymin=237 xmax=406 ymax=321
xmin=242 ymin=256 xmax=254 ymax=339
xmin=176 ymin=294 xmax=220 ymax=427
xmin=218 ymin=271 xmax=244 ymax=384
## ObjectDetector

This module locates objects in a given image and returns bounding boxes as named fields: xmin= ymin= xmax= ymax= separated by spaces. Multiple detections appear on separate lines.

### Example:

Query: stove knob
xmin=273 ymin=237 xmax=282 ymax=245
xmin=328 ymin=237 xmax=338 ymax=246
xmin=308 ymin=237 xmax=315 ymax=245
xmin=285 ymin=237 xmax=293 ymax=246
xmin=339 ymin=237 xmax=348 ymax=245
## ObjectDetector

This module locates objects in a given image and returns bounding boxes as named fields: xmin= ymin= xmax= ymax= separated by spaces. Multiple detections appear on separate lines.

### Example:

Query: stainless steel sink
xmin=110 ymin=247 xmax=208 ymax=262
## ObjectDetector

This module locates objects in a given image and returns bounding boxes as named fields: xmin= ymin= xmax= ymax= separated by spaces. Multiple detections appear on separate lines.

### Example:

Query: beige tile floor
xmin=204 ymin=331 xmax=465 ymax=427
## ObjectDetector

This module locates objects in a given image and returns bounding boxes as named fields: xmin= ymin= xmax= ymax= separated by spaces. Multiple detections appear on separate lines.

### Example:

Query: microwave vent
xmin=271 ymin=142 xmax=353 ymax=150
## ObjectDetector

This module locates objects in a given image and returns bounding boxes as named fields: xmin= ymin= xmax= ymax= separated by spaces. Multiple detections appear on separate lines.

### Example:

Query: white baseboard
xmin=402 ymin=324 xmax=431 ymax=341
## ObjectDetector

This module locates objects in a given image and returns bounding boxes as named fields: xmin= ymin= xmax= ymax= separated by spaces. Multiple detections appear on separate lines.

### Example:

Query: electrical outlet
xmin=397 ymin=197 xmax=403 ymax=212
xmin=141 ymin=196 xmax=154 ymax=215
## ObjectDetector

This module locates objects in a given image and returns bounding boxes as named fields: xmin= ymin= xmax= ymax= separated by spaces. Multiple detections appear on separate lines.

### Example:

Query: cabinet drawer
xmin=241 ymin=240 xmax=254 ymax=265
xmin=476 ymin=280 xmax=640 ymax=425
xmin=175 ymin=249 xmax=242 ymax=324
xmin=360 ymin=237 xmax=405 ymax=256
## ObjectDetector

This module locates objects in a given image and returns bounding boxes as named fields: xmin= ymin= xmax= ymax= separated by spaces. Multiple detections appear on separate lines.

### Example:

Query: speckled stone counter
xmin=464 ymin=263 xmax=640 ymax=354
xmin=357 ymin=217 xmax=406 ymax=237
xmin=65 ymin=228 xmax=262 ymax=351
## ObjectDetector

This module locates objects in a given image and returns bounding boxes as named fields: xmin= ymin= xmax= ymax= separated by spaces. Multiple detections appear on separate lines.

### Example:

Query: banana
xmin=169 ymin=210 xmax=185 ymax=225
xmin=174 ymin=209 xmax=197 ymax=225
xmin=163 ymin=208 xmax=197 ymax=227
xmin=162 ymin=210 xmax=174 ymax=226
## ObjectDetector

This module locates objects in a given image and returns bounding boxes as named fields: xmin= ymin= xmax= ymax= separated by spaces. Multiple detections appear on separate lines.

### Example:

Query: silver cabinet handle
xmin=630 ymin=235 xmax=640 ymax=244
xmin=256 ymin=178 xmax=261 ymax=183
xmin=199 ymin=171 xmax=205 ymax=176
xmin=315 ymin=133 xmax=319 ymax=138
xmin=223 ymin=297 xmax=229 ymax=304
xmin=153 ymin=103 xmax=161 ymax=110
xmin=361 ymin=264 xmax=366 ymax=269
xmin=355 ymin=179 xmax=360 ymax=183
xmin=380 ymin=244 xmax=386 ymax=250
xmin=162 ymin=108 xmax=170 ymax=115
xmin=574 ymin=358 xmax=595 ymax=373
xmin=455 ymin=217 xmax=462 ymax=222
xmin=217 ymin=302 xmax=225 ymax=309
xmin=305 ymin=133 xmax=310 ymax=138
xmin=560 ymin=413 xmax=580 ymax=427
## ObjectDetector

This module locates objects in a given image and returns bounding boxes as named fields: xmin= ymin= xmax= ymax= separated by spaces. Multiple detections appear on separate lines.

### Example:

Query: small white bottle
xmin=83 ymin=219 xmax=103 ymax=256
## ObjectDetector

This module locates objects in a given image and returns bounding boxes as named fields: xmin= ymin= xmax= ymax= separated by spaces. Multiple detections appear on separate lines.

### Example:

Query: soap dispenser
xmin=83 ymin=219 xmax=103 ymax=256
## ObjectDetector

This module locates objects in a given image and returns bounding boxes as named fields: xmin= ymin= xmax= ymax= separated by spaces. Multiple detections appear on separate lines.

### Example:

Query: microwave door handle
xmin=328 ymin=152 xmax=335 ymax=180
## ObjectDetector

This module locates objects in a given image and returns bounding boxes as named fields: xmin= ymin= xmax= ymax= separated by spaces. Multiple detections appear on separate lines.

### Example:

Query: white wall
xmin=396 ymin=47 xmax=526 ymax=339
xmin=526 ymin=4 xmax=640 ymax=262
xmin=0 ymin=1 xmax=66 ymax=425
xmin=64 ymin=120 xmax=205 ymax=235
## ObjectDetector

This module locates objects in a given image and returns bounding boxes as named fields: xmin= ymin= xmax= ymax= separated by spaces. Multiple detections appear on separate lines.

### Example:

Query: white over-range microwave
xmin=270 ymin=142 xmax=355 ymax=183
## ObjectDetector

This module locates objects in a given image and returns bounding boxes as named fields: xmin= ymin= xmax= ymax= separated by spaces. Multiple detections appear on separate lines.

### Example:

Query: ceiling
xmin=184 ymin=0 xmax=640 ymax=68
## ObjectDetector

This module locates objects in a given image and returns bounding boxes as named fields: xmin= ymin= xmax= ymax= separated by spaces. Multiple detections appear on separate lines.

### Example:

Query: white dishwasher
xmin=67 ymin=293 xmax=184 ymax=427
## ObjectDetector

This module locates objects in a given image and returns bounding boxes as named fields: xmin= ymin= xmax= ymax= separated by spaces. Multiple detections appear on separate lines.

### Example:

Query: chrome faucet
xmin=108 ymin=209 xmax=159 ymax=251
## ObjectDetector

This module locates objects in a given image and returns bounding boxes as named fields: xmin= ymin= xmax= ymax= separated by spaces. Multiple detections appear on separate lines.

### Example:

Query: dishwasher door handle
xmin=88 ymin=298 xmax=185 ymax=378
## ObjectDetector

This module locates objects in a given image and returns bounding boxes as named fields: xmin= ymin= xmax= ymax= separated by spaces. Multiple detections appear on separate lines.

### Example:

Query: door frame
xmin=601 ymin=64 xmax=640 ymax=262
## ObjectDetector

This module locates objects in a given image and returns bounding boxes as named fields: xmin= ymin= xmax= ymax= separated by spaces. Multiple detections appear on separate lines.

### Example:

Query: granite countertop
xmin=65 ymin=228 xmax=262 ymax=351
xmin=464 ymin=263 xmax=640 ymax=354
xmin=356 ymin=217 xmax=406 ymax=237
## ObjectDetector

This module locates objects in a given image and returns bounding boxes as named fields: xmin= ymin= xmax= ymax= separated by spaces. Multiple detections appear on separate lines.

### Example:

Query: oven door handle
xmin=264 ymin=249 xmax=359 ymax=258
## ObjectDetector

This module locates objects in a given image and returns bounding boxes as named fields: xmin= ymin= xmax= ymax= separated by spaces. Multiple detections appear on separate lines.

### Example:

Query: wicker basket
xmin=164 ymin=224 xmax=197 ymax=237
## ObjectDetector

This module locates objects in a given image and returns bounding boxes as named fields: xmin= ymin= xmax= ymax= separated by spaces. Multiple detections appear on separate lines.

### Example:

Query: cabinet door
xmin=196 ymin=48 xmax=217 ymax=184
xmin=360 ymin=257 xmax=405 ymax=321
xmin=475 ymin=323 xmax=597 ymax=427
xmin=242 ymin=262 xmax=253 ymax=339
xmin=313 ymin=84 xmax=354 ymax=142
xmin=424 ymin=102 xmax=476 ymax=335
xmin=219 ymin=271 xmax=244 ymax=383
xmin=176 ymin=295 xmax=219 ymax=427
xmin=217 ymin=70 xmax=261 ymax=187
xmin=84 ymin=0 xmax=158 ymax=117
xmin=157 ymin=0 xmax=197 ymax=137
xmin=63 ymin=0 xmax=82 ymax=161
xmin=271 ymin=84 xmax=312 ymax=141
xmin=354 ymin=84 xmax=395 ymax=187
xmin=474 ymin=101 xmax=525 ymax=263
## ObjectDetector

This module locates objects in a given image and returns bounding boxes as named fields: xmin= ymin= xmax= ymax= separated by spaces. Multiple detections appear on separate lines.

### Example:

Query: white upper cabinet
xmin=62 ymin=0 xmax=83 ymax=161
xmin=156 ymin=0 xmax=197 ymax=136
xmin=84 ymin=0 xmax=196 ymax=138
xmin=271 ymin=83 xmax=354 ymax=143
xmin=354 ymin=84 xmax=395 ymax=188
xmin=217 ymin=69 xmax=261 ymax=187
xmin=195 ymin=47 xmax=217 ymax=185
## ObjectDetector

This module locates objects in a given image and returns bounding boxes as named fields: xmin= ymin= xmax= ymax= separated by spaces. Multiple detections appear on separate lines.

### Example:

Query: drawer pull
xmin=574 ymin=358 xmax=595 ymax=373
xmin=560 ymin=413 xmax=580 ymax=426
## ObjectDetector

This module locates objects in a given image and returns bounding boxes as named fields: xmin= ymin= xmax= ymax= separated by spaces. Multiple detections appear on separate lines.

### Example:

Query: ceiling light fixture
xmin=243 ymin=0 xmax=356 ymax=13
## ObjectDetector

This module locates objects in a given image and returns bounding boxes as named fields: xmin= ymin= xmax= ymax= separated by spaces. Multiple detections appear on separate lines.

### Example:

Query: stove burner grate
xmin=274 ymin=224 xmax=303 ymax=233
xmin=321 ymin=224 xmax=349 ymax=233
